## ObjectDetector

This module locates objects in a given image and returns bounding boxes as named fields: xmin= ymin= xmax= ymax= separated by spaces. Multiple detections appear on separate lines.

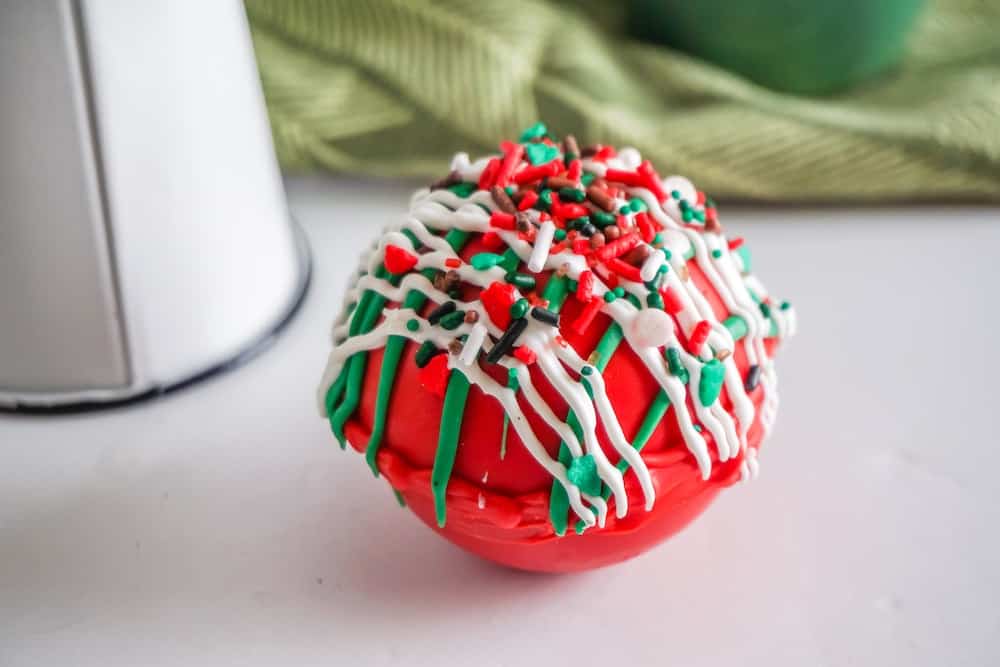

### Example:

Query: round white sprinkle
xmin=630 ymin=309 xmax=675 ymax=348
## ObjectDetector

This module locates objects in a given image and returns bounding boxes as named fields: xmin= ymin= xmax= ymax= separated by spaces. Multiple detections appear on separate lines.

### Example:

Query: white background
xmin=2 ymin=176 xmax=998 ymax=665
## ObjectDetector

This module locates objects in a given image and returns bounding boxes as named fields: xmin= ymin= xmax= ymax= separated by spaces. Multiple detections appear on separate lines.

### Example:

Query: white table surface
xmin=2 ymin=176 xmax=998 ymax=666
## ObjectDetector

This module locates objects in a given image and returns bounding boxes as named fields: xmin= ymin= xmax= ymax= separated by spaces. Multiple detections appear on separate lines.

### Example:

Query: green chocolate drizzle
xmin=432 ymin=370 xmax=471 ymax=527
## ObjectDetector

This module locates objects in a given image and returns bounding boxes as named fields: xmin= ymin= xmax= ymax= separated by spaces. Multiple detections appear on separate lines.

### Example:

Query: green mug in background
xmin=628 ymin=0 xmax=927 ymax=95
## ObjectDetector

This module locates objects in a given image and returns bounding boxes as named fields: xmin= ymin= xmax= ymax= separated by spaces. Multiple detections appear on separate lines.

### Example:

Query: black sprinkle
xmin=530 ymin=306 xmax=559 ymax=327
xmin=579 ymin=223 xmax=597 ymax=237
xmin=745 ymin=364 xmax=761 ymax=391
xmin=427 ymin=301 xmax=456 ymax=325
xmin=414 ymin=340 xmax=440 ymax=368
xmin=486 ymin=318 xmax=529 ymax=363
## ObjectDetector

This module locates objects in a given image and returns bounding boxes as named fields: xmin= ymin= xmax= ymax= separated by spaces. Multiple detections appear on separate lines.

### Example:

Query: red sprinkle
xmin=512 ymin=162 xmax=560 ymax=185
xmin=635 ymin=211 xmax=655 ymax=243
xmin=481 ymin=281 xmax=518 ymax=329
xmin=482 ymin=231 xmax=505 ymax=251
xmin=495 ymin=143 xmax=525 ymax=187
xmin=594 ymin=146 xmax=616 ymax=161
xmin=688 ymin=320 xmax=712 ymax=354
xmin=604 ymin=168 xmax=643 ymax=187
xmin=444 ymin=258 xmax=462 ymax=268
xmin=490 ymin=211 xmax=516 ymax=230
xmin=696 ymin=190 xmax=706 ymax=206
xmin=576 ymin=270 xmax=595 ymax=302
xmin=660 ymin=286 xmax=685 ymax=314
xmin=556 ymin=202 xmax=589 ymax=220
xmin=517 ymin=190 xmax=539 ymax=211
xmin=572 ymin=238 xmax=591 ymax=255
xmin=607 ymin=257 xmax=642 ymax=282
xmin=637 ymin=160 xmax=669 ymax=201
xmin=727 ymin=236 xmax=745 ymax=251
xmin=513 ymin=346 xmax=537 ymax=365
xmin=478 ymin=158 xmax=501 ymax=190
xmin=594 ymin=232 xmax=640 ymax=262
xmin=384 ymin=244 xmax=419 ymax=274
xmin=566 ymin=159 xmax=582 ymax=181
xmin=419 ymin=354 xmax=450 ymax=398
xmin=571 ymin=297 xmax=604 ymax=336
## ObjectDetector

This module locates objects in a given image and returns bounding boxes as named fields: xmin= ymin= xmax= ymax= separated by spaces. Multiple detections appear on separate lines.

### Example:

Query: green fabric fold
xmin=246 ymin=0 xmax=1000 ymax=202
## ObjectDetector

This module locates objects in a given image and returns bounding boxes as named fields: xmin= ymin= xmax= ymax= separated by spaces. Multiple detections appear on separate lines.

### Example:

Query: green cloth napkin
xmin=246 ymin=0 xmax=1000 ymax=202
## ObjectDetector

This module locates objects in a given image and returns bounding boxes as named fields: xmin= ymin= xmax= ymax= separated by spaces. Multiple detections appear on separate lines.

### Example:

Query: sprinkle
xmin=481 ymin=281 xmax=517 ymax=328
xmin=414 ymin=340 xmax=439 ymax=368
xmin=510 ymin=298 xmax=530 ymax=320
xmin=745 ymin=364 xmax=762 ymax=391
xmin=715 ymin=348 xmax=732 ymax=361
xmin=495 ymin=143 xmax=526 ymax=187
xmin=780 ymin=300 xmax=792 ymax=311
xmin=478 ymin=157 xmax=501 ymax=189
xmin=665 ymin=347 xmax=689 ymax=383
xmin=563 ymin=134 xmax=580 ymax=161
xmin=519 ymin=122 xmax=547 ymax=142
xmin=580 ymin=366 xmax=594 ymax=377
xmin=581 ymin=172 xmax=596 ymax=186
xmin=572 ymin=237 xmax=591 ymax=255
xmin=698 ymin=359 xmax=726 ymax=406
xmin=594 ymin=232 xmax=640 ymax=262
xmin=630 ymin=308 xmax=674 ymax=348
xmin=634 ymin=211 xmax=655 ymax=243
xmin=464 ymin=310 xmax=479 ymax=324
xmin=525 ymin=142 xmax=559 ymax=166
xmin=528 ymin=220 xmax=555 ymax=272
xmin=489 ymin=211 xmax=516 ymax=230
xmin=678 ymin=264 xmax=690 ymax=281
xmin=406 ymin=319 xmax=420 ymax=332
xmin=556 ymin=263 xmax=571 ymax=277
xmin=604 ymin=225 xmax=621 ymax=240
xmin=646 ymin=291 xmax=664 ymax=309
xmin=728 ymin=237 xmax=745 ymax=251
xmin=607 ymin=257 xmax=642 ymax=283
xmin=594 ymin=145 xmax=617 ymax=161
xmin=636 ymin=160 xmax=669 ymax=201
xmin=572 ymin=297 xmax=605 ymax=335
xmin=530 ymin=306 xmax=559 ymax=327
xmin=557 ymin=187 xmax=586 ymax=203
xmin=517 ymin=190 xmax=539 ymax=211
xmin=418 ymin=354 xmax=450 ymax=397
xmin=688 ymin=320 xmax=712 ymax=355
xmin=603 ymin=291 xmax=617 ymax=303
xmin=554 ymin=229 xmax=567 ymax=242
xmin=590 ymin=232 xmax=606 ymax=249
xmin=579 ymin=223 xmax=597 ymax=238
xmin=505 ymin=272 xmax=536 ymax=291
xmin=515 ymin=212 xmax=533 ymax=233
xmin=604 ymin=168 xmax=643 ymax=187
xmin=660 ymin=289 xmax=682 ymax=320
xmin=639 ymin=251 xmax=663 ymax=282
xmin=556 ymin=202 xmax=589 ymax=220
xmin=383 ymin=244 xmax=419 ymax=275
xmin=440 ymin=310 xmax=465 ymax=330
xmin=430 ymin=171 xmax=461 ymax=190
xmin=481 ymin=231 xmax=505 ymax=251
xmin=535 ymin=188 xmax=553 ymax=211
xmin=427 ymin=301 xmax=457 ymax=325
xmin=512 ymin=162 xmax=560 ymax=185
xmin=566 ymin=159 xmax=582 ymax=180
xmin=629 ymin=198 xmax=646 ymax=212
xmin=613 ymin=286 xmax=625 ymax=298
xmin=460 ymin=323 xmax=488 ymax=365
xmin=486 ymin=317 xmax=529 ymax=363
xmin=576 ymin=270 xmax=595 ymax=302
xmin=490 ymin=185 xmax=517 ymax=214
xmin=759 ymin=302 xmax=772 ymax=318
xmin=704 ymin=216 xmax=722 ymax=234
xmin=513 ymin=346 xmax=537 ymax=365
xmin=471 ymin=252 xmax=503 ymax=270
xmin=585 ymin=186 xmax=615 ymax=212
xmin=547 ymin=176 xmax=578 ymax=190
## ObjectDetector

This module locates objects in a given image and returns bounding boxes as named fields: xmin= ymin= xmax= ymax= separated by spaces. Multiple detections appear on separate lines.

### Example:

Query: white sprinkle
xmin=481 ymin=471 xmax=489 ymax=484
xmin=639 ymin=251 xmax=663 ymax=282
xmin=630 ymin=309 xmax=674 ymax=348
xmin=477 ymin=493 xmax=486 ymax=510
xmin=460 ymin=323 xmax=488 ymax=366
xmin=527 ymin=220 xmax=555 ymax=273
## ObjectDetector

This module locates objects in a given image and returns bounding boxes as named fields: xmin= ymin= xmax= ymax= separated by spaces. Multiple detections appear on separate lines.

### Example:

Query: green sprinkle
xmin=507 ymin=366 xmax=520 ymax=390
xmin=619 ymin=205 xmax=631 ymax=215
xmin=694 ymin=209 xmax=706 ymax=223
xmin=698 ymin=358 xmax=726 ymax=406
xmin=536 ymin=188 xmax=552 ymax=211
xmin=671 ymin=189 xmax=682 ymax=200
xmin=613 ymin=286 xmax=625 ymax=298
xmin=393 ymin=489 xmax=407 ymax=507
xmin=603 ymin=291 xmax=617 ymax=303
xmin=662 ymin=248 xmax=672 ymax=260
xmin=647 ymin=291 xmax=664 ymax=309
xmin=499 ymin=248 xmax=520 ymax=273
xmin=736 ymin=245 xmax=752 ymax=272
xmin=405 ymin=319 xmax=420 ymax=332
xmin=581 ymin=365 xmax=594 ymax=376
xmin=567 ymin=455 xmax=601 ymax=496
xmin=554 ymin=229 xmax=567 ymax=241
xmin=629 ymin=198 xmax=646 ymax=212
xmin=590 ymin=211 xmax=617 ymax=228
xmin=510 ymin=298 xmax=530 ymax=319
xmin=723 ymin=314 xmax=749 ymax=341
xmin=581 ymin=172 xmax=596 ymax=186
xmin=570 ymin=216 xmax=590 ymax=230
xmin=440 ymin=310 xmax=465 ymax=330
xmin=526 ymin=142 xmax=558 ymax=166
xmin=711 ymin=249 xmax=723 ymax=258
xmin=760 ymin=302 xmax=772 ymax=318
xmin=780 ymin=300 xmax=791 ymax=311
xmin=448 ymin=182 xmax=477 ymax=197
xmin=558 ymin=187 xmax=586 ymax=203
xmin=414 ymin=340 xmax=438 ymax=368
xmin=652 ymin=233 xmax=663 ymax=246
xmin=682 ymin=209 xmax=694 ymax=222
xmin=694 ymin=424 xmax=703 ymax=433
xmin=470 ymin=252 xmax=502 ymax=270
xmin=666 ymin=347 xmax=689 ymax=383
xmin=519 ymin=122 xmax=547 ymax=142
xmin=505 ymin=272 xmax=536 ymax=291
xmin=505 ymin=185 xmax=516 ymax=196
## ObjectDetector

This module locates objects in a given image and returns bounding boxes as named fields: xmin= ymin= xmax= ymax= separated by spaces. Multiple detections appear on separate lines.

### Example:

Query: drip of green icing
xmin=698 ymin=358 xmax=726 ymax=406
xmin=364 ymin=230 xmax=469 ymax=476
xmin=567 ymin=455 xmax=601 ymax=496
xmin=393 ymin=489 xmax=407 ymax=507
xmin=432 ymin=370 xmax=471 ymax=527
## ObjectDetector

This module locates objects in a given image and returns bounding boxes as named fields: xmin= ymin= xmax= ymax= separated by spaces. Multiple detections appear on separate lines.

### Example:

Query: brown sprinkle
xmin=491 ymin=186 xmax=517 ymax=214
xmin=622 ymin=245 xmax=652 ymax=264
xmin=564 ymin=134 xmax=580 ymax=158
xmin=515 ymin=212 xmax=533 ymax=233
xmin=448 ymin=339 xmax=464 ymax=355
xmin=604 ymin=225 xmax=621 ymax=240
xmin=590 ymin=232 xmax=606 ymax=249
xmin=546 ymin=176 xmax=578 ymax=190
xmin=704 ymin=217 xmax=722 ymax=234
xmin=580 ymin=145 xmax=600 ymax=158
xmin=430 ymin=170 xmax=460 ymax=191
xmin=715 ymin=349 xmax=732 ymax=361
xmin=464 ymin=310 xmax=479 ymax=324
xmin=586 ymin=185 xmax=615 ymax=212
xmin=556 ymin=262 xmax=570 ymax=277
